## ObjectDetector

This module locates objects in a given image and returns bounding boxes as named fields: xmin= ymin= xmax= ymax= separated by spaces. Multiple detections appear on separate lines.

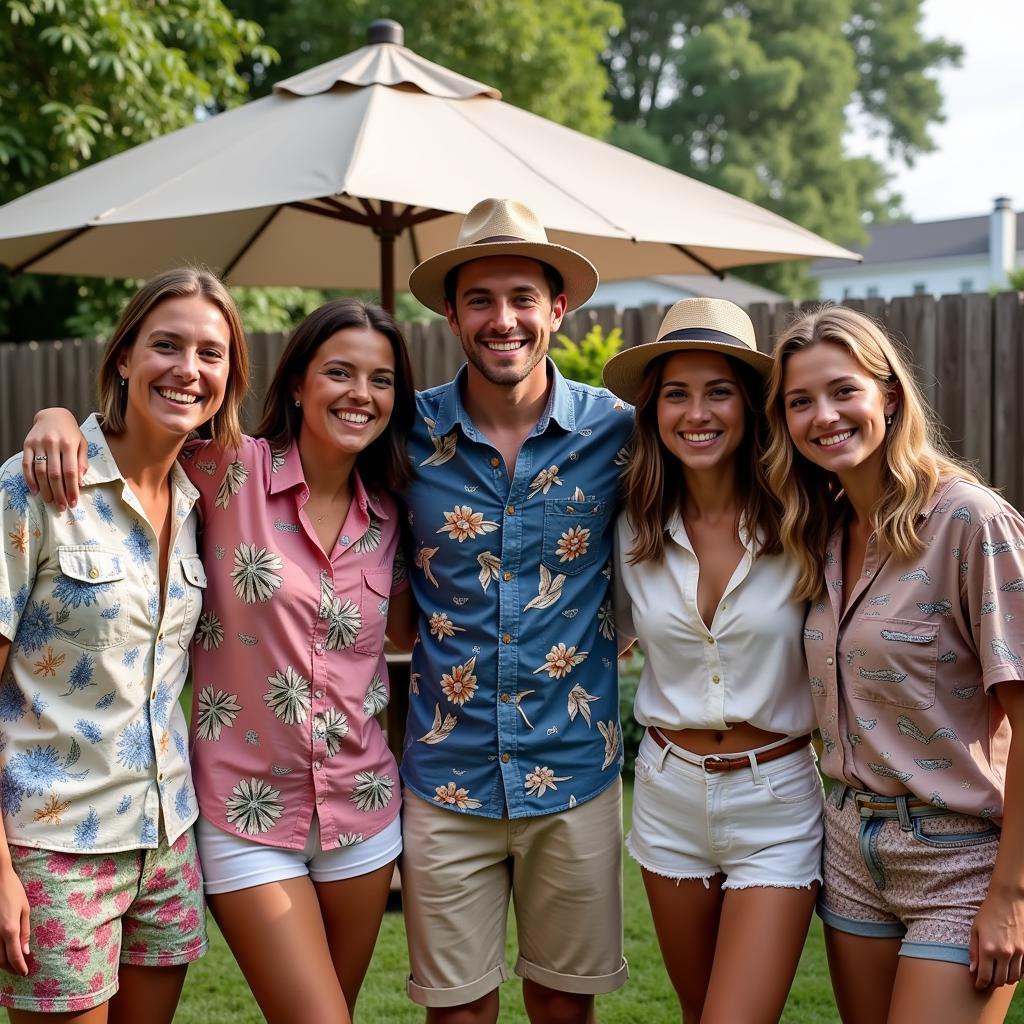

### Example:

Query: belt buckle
xmin=702 ymin=754 xmax=730 ymax=774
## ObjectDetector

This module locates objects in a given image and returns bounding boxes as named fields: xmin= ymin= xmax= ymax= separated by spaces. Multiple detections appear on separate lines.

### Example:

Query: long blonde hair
xmin=623 ymin=352 xmax=781 ymax=564
xmin=764 ymin=305 xmax=976 ymax=600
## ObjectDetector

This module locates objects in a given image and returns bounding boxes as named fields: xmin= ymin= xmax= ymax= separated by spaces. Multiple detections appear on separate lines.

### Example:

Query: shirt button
xmin=506 ymin=505 xmax=515 ymax=516
xmin=315 ymin=643 xmax=324 ymax=656
xmin=157 ymin=771 xmax=164 ymax=782
xmin=157 ymin=632 xmax=164 ymax=641
xmin=706 ymin=636 xmax=715 ymax=645
xmin=826 ymin=656 xmax=834 ymax=666
xmin=503 ymin=571 xmax=513 ymax=582
xmin=315 ymin=690 xmax=324 ymax=699
xmin=89 ymin=568 xmax=99 ymax=579
xmin=490 ymin=457 xmax=500 ymax=468
xmin=502 ymin=634 xmax=512 ymax=644
xmin=864 ymin=569 xmax=873 ymax=578
xmin=317 ymin=795 xmax=326 ymax=805
xmin=711 ymin=674 xmax=721 ymax=684
xmin=500 ymin=753 xmax=510 ymax=764
xmin=501 ymin=694 xmax=510 ymax=703
xmin=314 ymin=760 xmax=323 ymax=771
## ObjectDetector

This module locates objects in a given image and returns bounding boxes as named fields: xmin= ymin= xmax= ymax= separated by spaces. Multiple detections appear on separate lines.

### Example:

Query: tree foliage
xmin=0 ymin=0 xmax=275 ymax=339
xmin=604 ymin=0 xmax=962 ymax=295
xmin=230 ymin=0 xmax=621 ymax=138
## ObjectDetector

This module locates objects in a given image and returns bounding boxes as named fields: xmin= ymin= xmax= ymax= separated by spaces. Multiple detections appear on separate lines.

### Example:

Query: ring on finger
xmin=32 ymin=454 xmax=48 ymax=462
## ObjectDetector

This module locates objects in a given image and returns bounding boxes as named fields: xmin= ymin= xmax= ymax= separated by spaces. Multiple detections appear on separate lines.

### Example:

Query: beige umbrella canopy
xmin=0 ymin=20 xmax=858 ymax=312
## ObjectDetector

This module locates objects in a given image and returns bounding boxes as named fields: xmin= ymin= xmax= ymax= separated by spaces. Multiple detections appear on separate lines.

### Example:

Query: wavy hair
xmin=255 ymin=299 xmax=415 ymax=493
xmin=97 ymin=266 xmax=249 ymax=450
xmin=764 ymin=305 xmax=977 ymax=600
xmin=622 ymin=351 xmax=781 ymax=564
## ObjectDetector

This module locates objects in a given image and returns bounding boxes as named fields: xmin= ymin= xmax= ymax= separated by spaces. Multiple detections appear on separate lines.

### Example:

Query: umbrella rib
xmin=10 ymin=225 xmax=92 ymax=276
xmin=671 ymin=243 xmax=725 ymax=280
xmin=221 ymin=206 xmax=285 ymax=281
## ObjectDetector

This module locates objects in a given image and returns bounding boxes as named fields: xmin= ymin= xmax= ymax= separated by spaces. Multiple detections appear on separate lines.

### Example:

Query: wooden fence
xmin=2 ymin=292 xmax=1023 ymax=508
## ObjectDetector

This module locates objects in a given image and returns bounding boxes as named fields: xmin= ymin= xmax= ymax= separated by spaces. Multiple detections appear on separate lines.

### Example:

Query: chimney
xmin=990 ymin=196 xmax=1016 ymax=286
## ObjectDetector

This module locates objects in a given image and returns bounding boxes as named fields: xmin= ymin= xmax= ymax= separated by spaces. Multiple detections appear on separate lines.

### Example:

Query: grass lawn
xmin=32 ymin=782 xmax=1010 ymax=1024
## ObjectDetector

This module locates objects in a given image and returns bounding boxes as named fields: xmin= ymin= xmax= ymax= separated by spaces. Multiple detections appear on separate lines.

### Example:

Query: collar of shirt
xmin=80 ymin=413 xmax=199 ymax=507
xmin=665 ymin=511 xmax=759 ymax=558
xmin=429 ymin=358 xmax=577 ymax=440
xmin=267 ymin=440 xmax=389 ymax=524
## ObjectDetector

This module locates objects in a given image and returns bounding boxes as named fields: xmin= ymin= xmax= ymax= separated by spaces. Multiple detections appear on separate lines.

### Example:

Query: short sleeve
xmin=180 ymin=435 xmax=262 ymax=518
xmin=0 ymin=459 xmax=46 ymax=642
xmin=962 ymin=509 xmax=1024 ymax=692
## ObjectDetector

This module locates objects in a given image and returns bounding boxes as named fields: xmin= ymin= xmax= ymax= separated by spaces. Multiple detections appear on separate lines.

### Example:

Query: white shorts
xmin=196 ymin=813 xmax=402 ymax=895
xmin=627 ymin=730 xmax=824 ymax=889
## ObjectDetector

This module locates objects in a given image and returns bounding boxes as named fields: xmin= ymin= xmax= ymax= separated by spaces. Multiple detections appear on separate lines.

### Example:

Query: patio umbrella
xmin=0 ymin=20 xmax=858 ymax=312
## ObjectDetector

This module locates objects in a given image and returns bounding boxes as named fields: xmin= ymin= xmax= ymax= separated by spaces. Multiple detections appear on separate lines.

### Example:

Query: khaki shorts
xmin=401 ymin=780 xmax=628 ymax=1008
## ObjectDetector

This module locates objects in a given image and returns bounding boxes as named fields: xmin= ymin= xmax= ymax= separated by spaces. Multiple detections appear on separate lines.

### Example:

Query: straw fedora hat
xmin=408 ymin=198 xmax=599 ymax=314
xmin=602 ymin=297 xmax=772 ymax=403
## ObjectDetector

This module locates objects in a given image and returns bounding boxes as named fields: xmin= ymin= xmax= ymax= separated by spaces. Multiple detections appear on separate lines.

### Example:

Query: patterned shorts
xmin=0 ymin=829 xmax=208 ymax=1013
xmin=818 ymin=784 xmax=1000 ymax=965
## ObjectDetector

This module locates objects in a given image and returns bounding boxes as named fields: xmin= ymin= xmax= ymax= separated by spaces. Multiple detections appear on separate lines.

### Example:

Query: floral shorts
xmin=0 ymin=829 xmax=208 ymax=1014
xmin=818 ymin=784 xmax=1000 ymax=965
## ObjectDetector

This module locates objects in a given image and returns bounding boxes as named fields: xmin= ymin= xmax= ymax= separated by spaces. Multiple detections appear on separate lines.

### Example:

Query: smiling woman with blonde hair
xmin=766 ymin=304 xmax=1024 ymax=1024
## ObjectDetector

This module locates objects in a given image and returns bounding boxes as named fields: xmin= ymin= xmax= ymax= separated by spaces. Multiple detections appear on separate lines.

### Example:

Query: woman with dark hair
xmin=766 ymin=305 xmax=1024 ymax=1024
xmin=603 ymin=298 xmax=823 ymax=1024
xmin=0 ymin=267 xmax=248 ymax=1020
xmin=23 ymin=298 xmax=417 ymax=1024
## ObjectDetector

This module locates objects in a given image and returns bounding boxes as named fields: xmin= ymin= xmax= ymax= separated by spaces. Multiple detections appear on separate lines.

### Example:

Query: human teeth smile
xmin=682 ymin=432 xmax=719 ymax=442
xmin=156 ymin=388 xmax=198 ymax=405
xmin=334 ymin=411 xmax=370 ymax=424
xmin=483 ymin=340 xmax=525 ymax=351
xmin=816 ymin=429 xmax=854 ymax=447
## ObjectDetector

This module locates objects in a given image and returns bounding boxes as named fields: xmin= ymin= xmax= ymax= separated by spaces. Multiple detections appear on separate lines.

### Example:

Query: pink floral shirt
xmin=182 ymin=437 xmax=407 ymax=850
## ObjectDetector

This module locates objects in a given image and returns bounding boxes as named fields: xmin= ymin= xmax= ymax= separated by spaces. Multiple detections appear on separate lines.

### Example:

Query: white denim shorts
xmin=196 ymin=813 xmax=402 ymax=894
xmin=627 ymin=730 xmax=824 ymax=889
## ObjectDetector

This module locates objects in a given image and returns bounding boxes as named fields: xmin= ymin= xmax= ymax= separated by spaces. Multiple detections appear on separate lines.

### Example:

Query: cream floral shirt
xmin=0 ymin=415 xmax=202 ymax=852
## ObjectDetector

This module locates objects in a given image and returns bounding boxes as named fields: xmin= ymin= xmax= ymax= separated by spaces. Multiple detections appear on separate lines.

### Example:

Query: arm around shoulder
xmin=23 ymin=407 xmax=87 ymax=510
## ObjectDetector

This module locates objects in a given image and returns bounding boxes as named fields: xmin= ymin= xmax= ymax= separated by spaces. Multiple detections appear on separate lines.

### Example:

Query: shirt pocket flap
xmin=361 ymin=567 xmax=391 ymax=598
xmin=181 ymin=555 xmax=208 ymax=588
xmin=57 ymin=546 xmax=126 ymax=584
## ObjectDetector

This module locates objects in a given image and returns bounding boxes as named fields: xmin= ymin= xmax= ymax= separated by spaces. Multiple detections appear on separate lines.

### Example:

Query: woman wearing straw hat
xmin=603 ymin=298 xmax=823 ymax=1023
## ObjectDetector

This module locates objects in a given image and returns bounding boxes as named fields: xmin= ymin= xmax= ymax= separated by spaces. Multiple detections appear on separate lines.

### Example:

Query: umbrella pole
xmin=379 ymin=228 xmax=395 ymax=314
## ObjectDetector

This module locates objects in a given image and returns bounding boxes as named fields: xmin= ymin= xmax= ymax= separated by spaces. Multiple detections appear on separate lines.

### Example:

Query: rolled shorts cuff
xmin=900 ymin=941 xmax=971 ymax=966
xmin=0 ymin=979 xmax=118 ymax=1014
xmin=121 ymin=938 xmax=210 ymax=968
xmin=406 ymin=963 xmax=509 ymax=1007
xmin=817 ymin=901 xmax=905 ymax=938
xmin=515 ymin=955 xmax=630 ymax=995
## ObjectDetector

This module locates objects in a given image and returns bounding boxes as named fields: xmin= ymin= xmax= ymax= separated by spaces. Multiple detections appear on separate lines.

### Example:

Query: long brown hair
xmin=764 ymin=305 xmax=977 ymax=600
xmin=256 ymin=299 xmax=415 ymax=493
xmin=622 ymin=351 xmax=781 ymax=564
xmin=97 ymin=267 xmax=249 ymax=449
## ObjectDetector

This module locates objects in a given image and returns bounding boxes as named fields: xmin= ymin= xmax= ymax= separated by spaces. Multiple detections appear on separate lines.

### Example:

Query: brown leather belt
xmin=647 ymin=727 xmax=811 ymax=773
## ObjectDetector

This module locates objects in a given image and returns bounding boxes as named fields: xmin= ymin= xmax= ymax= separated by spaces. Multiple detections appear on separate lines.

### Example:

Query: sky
xmin=850 ymin=0 xmax=1024 ymax=223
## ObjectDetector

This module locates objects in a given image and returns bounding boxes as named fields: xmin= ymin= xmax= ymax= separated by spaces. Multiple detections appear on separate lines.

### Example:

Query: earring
xmin=885 ymin=414 xmax=893 ymax=427
xmin=294 ymin=399 xmax=301 ymax=408
xmin=120 ymin=377 xmax=127 ymax=387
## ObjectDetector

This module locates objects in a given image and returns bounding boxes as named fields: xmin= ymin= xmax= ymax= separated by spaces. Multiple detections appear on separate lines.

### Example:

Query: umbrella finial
xmin=368 ymin=19 xmax=404 ymax=46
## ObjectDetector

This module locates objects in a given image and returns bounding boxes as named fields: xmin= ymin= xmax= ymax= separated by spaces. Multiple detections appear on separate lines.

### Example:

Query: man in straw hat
xmin=399 ymin=198 xmax=632 ymax=1022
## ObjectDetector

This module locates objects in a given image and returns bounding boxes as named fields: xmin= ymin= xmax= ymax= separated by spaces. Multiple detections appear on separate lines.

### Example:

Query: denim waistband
xmin=830 ymin=783 xmax=947 ymax=829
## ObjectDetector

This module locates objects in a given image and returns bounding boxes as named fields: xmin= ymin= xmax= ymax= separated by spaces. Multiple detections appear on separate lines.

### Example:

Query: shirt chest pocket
xmin=848 ymin=616 xmax=938 ymax=710
xmin=55 ymin=546 xmax=127 ymax=651
xmin=178 ymin=555 xmax=208 ymax=651
xmin=540 ymin=498 xmax=609 ymax=577
xmin=355 ymin=568 xmax=392 ymax=656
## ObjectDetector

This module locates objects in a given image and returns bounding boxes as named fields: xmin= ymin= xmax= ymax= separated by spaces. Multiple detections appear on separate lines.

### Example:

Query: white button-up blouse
xmin=614 ymin=512 xmax=814 ymax=736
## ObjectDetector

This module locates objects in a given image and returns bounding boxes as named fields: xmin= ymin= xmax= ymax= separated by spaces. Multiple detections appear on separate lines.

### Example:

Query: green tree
xmin=604 ymin=0 xmax=961 ymax=296
xmin=230 ymin=0 xmax=621 ymax=138
xmin=0 ymin=0 xmax=276 ymax=340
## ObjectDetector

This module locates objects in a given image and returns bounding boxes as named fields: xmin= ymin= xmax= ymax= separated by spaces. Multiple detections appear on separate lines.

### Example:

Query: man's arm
xmin=22 ymin=407 xmax=87 ymax=511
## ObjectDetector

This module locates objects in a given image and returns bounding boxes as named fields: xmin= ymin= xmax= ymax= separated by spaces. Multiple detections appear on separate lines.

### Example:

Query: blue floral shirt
xmin=0 ymin=415 xmax=202 ymax=852
xmin=402 ymin=361 xmax=632 ymax=818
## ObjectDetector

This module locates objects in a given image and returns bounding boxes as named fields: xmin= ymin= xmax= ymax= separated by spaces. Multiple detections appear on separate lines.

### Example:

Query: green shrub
xmin=550 ymin=324 xmax=623 ymax=387
xmin=617 ymin=648 xmax=645 ymax=777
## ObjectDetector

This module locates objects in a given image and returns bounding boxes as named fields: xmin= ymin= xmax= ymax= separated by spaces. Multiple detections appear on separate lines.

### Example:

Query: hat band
xmin=660 ymin=327 xmax=752 ymax=352
xmin=471 ymin=234 xmax=531 ymax=245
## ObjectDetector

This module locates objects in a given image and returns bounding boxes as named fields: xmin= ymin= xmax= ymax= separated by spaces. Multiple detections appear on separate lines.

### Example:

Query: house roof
xmin=814 ymin=212 xmax=1024 ymax=271
xmin=648 ymin=273 xmax=786 ymax=304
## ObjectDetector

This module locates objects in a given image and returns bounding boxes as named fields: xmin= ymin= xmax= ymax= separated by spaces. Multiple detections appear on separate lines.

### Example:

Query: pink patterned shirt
xmin=182 ymin=436 xmax=406 ymax=850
